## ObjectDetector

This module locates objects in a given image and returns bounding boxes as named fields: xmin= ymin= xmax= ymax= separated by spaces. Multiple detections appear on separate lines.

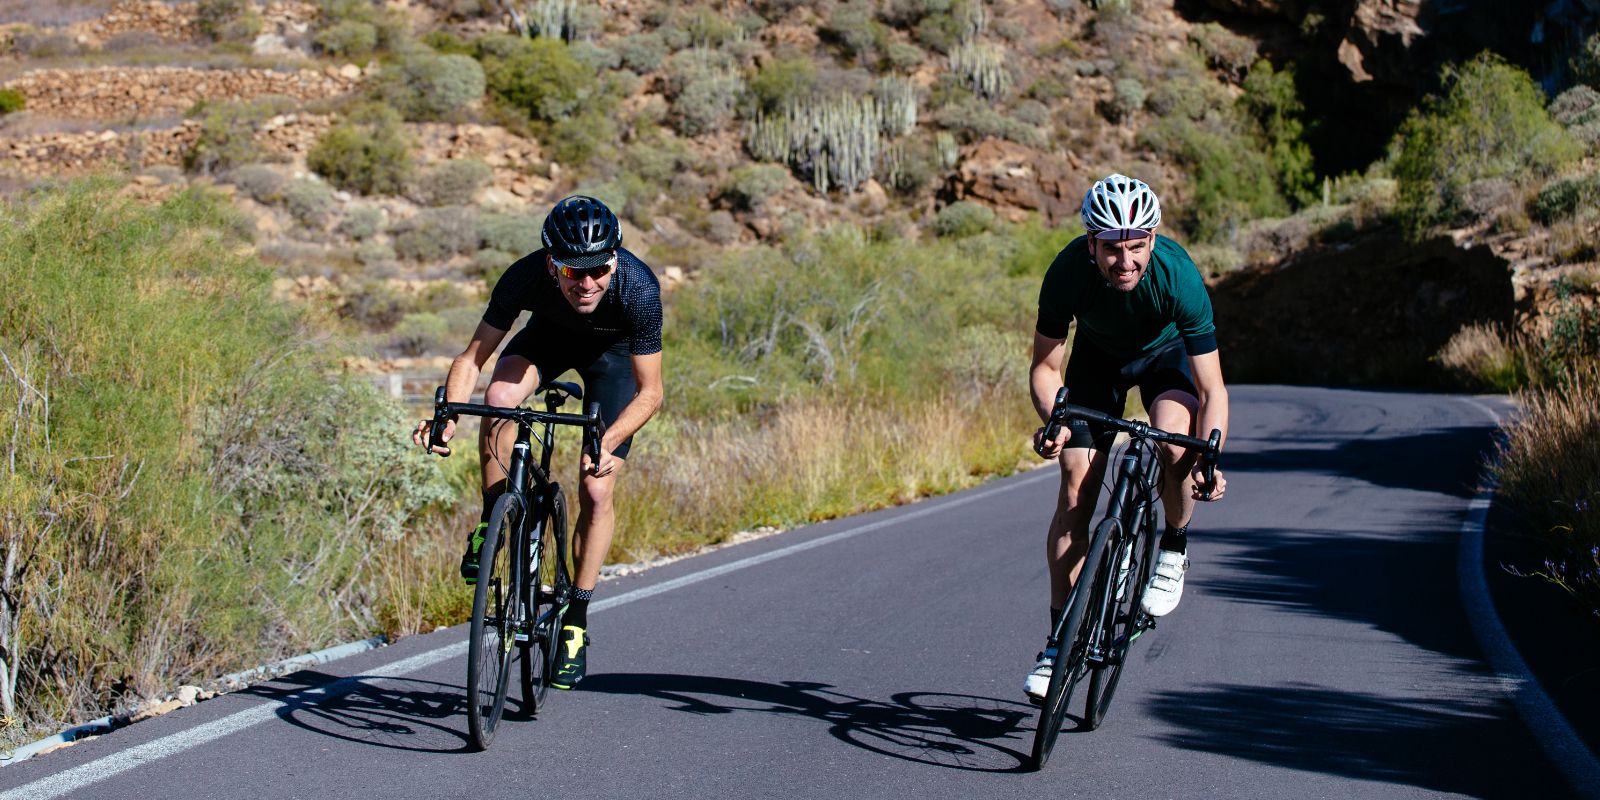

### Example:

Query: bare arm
xmin=1030 ymin=331 xmax=1069 ymax=457
xmin=412 ymin=320 xmax=509 ymax=454
xmin=1187 ymin=349 xmax=1229 ymax=499
xmin=584 ymin=350 xmax=663 ymax=475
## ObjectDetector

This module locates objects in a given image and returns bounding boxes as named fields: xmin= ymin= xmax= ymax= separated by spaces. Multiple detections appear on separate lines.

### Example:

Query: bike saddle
xmin=541 ymin=380 xmax=584 ymax=401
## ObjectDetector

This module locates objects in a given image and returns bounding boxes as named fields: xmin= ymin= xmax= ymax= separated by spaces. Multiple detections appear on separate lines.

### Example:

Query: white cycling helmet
xmin=1081 ymin=173 xmax=1162 ymax=240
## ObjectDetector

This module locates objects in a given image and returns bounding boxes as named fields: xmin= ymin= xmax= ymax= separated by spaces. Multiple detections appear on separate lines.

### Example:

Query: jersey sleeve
xmin=623 ymin=261 xmax=664 ymax=356
xmin=482 ymin=254 xmax=536 ymax=331
xmin=1166 ymin=243 xmax=1217 ymax=356
xmin=1035 ymin=239 xmax=1083 ymax=340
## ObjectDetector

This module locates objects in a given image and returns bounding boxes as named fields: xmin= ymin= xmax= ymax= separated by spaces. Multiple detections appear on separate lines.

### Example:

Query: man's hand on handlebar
xmin=581 ymin=441 xmax=618 ymax=478
xmin=1034 ymin=426 xmax=1068 ymax=460
xmin=412 ymin=417 xmax=454 ymax=457
xmin=1191 ymin=464 xmax=1226 ymax=501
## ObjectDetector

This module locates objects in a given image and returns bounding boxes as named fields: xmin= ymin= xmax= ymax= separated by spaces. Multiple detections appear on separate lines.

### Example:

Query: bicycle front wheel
xmin=1085 ymin=511 xmax=1153 ymax=729
xmin=467 ymin=493 xmax=523 ymax=750
xmin=519 ymin=485 xmax=568 ymax=715
xmin=1031 ymin=518 xmax=1112 ymax=770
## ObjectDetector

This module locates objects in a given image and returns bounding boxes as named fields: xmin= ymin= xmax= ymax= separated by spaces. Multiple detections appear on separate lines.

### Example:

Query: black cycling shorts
xmin=1062 ymin=339 xmax=1197 ymax=452
xmin=500 ymin=327 xmax=639 ymax=459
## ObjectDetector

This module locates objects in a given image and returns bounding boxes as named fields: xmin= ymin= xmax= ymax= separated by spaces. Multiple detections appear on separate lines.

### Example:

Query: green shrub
xmin=482 ymin=36 xmax=596 ymax=122
xmin=471 ymin=247 xmax=518 ymax=279
xmin=1530 ymin=173 xmax=1600 ymax=224
xmin=673 ymin=72 xmax=744 ymax=136
xmin=314 ymin=19 xmax=378 ymax=59
xmin=1242 ymin=59 xmax=1316 ymax=206
xmin=885 ymin=42 xmax=925 ymax=70
xmin=196 ymin=0 xmax=250 ymax=40
xmin=355 ymin=238 xmax=396 ymax=266
xmin=282 ymin=179 xmax=335 ymax=227
xmin=724 ymin=164 xmax=791 ymax=210
xmin=0 ymin=88 xmax=25 ymax=115
xmin=339 ymin=205 xmax=385 ymax=240
xmin=876 ymin=137 xmax=941 ymax=194
xmin=410 ymin=159 xmax=491 ymax=206
xmin=371 ymin=52 xmax=485 ymax=122
xmin=1103 ymin=78 xmax=1145 ymax=122
xmin=569 ymin=41 xmax=621 ymax=71
xmin=686 ymin=6 xmax=742 ymax=48
xmin=393 ymin=207 xmax=480 ymax=262
xmin=184 ymin=101 xmax=278 ymax=175
xmin=477 ymin=213 xmax=539 ymax=255
xmin=821 ymin=1 xmax=889 ymax=65
xmin=936 ymin=97 xmax=1046 ymax=147
xmin=225 ymin=164 xmax=287 ymax=203
xmin=421 ymin=29 xmax=471 ymax=55
xmin=1552 ymin=85 xmax=1600 ymax=126
xmin=934 ymin=200 xmax=994 ymax=237
xmin=1188 ymin=22 xmax=1257 ymax=81
xmin=307 ymin=106 xmax=414 ymax=196
xmin=390 ymin=312 xmax=451 ymax=356
xmin=746 ymin=57 xmax=817 ymax=114
xmin=1392 ymin=54 xmax=1582 ymax=237
xmin=616 ymin=32 xmax=668 ymax=72
xmin=1141 ymin=115 xmax=1285 ymax=242
xmin=313 ymin=0 xmax=407 ymax=53
xmin=1573 ymin=31 xmax=1600 ymax=89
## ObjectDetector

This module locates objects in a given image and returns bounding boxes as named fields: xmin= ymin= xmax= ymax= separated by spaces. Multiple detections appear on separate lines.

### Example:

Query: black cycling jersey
xmin=482 ymin=246 xmax=663 ymax=356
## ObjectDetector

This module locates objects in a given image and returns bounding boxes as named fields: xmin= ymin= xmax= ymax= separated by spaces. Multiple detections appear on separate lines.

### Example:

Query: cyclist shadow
xmin=240 ymin=669 xmax=479 ymax=754
xmin=582 ymin=672 xmax=1037 ymax=773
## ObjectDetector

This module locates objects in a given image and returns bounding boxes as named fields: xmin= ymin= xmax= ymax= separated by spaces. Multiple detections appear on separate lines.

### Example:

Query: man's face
xmin=1089 ymin=234 xmax=1155 ymax=293
xmin=548 ymin=254 xmax=616 ymax=314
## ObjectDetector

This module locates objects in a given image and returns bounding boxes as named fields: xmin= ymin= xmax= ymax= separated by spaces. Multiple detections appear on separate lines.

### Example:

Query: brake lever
xmin=585 ymin=401 xmax=606 ymax=469
xmin=1035 ymin=387 xmax=1069 ymax=457
xmin=1198 ymin=429 xmax=1221 ymax=500
xmin=428 ymin=386 xmax=452 ymax=457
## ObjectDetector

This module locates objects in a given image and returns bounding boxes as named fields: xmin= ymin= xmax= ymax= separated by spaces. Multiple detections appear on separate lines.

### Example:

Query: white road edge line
xmin=1456 ymin=397 xmax=1600 ymax=799
xmin=1 ymin=468 xmax=1054 ymax=800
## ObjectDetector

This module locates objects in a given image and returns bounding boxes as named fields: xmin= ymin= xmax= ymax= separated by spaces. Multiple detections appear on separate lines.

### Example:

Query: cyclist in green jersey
xmin=1024 ymin=174 xmax=1230 ymax=702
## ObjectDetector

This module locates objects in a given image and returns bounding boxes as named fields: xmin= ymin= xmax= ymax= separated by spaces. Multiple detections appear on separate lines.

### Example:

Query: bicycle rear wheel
xmin=1031 ymin=521 xmax=1112 ymax=770
xmin=467 ymin=493 xmax=523 ymax=750
xmin=519 ymin=486 xmax=568 ymax=714
xmin=1084 ymin=510 xmax=1155 ymax=729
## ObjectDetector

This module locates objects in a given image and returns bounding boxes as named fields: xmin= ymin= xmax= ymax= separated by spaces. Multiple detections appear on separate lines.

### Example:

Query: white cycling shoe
xmin=1141 ymin=549 xmax=1189 ymax=617
xmin=1024 ymin=648 xmax=1056 ymax=704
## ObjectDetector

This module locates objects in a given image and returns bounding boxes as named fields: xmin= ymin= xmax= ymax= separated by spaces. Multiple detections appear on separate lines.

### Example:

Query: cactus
xmin=746 ymin=92 xmax=900 ymax=194
xmin=936 ymin=131 xmax=959 ymax=168
xmin=507 ymin=0 xmax=576 ymax=41
xmin=950 ymin=42 xmax=1011 ymax=100
xmin=957 ymin=0 xmax=989 ymax=44
xmin=874 ymin=77 xmax=917 ymax=137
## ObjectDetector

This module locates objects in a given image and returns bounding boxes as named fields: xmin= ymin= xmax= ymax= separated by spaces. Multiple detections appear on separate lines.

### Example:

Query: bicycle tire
xmin=519 ymin=485 xmax=568 ymax=714
xmin=467 ymin=493 xmax=523 ymax=750
xmin=1084 ymin=511 xmax=1149 ymax=729
xmin=1031 ymin=520 xmax=1112 ymax=770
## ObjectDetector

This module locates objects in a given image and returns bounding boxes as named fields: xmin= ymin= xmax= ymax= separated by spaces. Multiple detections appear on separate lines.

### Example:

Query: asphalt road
xmin=0 ymin=385 xmax=1579 ymax=799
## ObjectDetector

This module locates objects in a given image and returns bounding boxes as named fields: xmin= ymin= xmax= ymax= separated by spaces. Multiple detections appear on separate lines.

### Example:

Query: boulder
xmin=944 ymin=138 xmax=1084 ymax=225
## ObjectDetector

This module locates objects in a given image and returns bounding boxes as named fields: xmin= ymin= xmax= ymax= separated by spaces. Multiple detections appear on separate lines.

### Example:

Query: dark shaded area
xmin=1174 ymin=0 xmax=1580 ymax=176
xmin=1484 ymin=498 xmax=1600 ymax=760
xmin=1225 ymin=427 xmax=1484 ymax=497
xmin=240 ymin=670 xmax=475 ymax=754
xmin=1211 ymin=231 xmax=1514 ymax=386
xmin=582 ymin=673 xmax=1036 ymax=773
xmin=1147 ymin=682 xmax=1566 ymax=798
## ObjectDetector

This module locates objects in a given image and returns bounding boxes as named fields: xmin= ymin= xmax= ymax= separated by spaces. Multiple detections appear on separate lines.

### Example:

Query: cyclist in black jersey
xmin=413 ymin=195 xmax=663 ymax=689
xmin=1023 ymin=174 xmax=1230 ymax=703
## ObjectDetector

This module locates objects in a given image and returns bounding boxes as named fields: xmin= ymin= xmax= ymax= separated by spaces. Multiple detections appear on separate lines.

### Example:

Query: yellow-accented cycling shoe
xmin=551 ymin=625 xmax=588 ymax=689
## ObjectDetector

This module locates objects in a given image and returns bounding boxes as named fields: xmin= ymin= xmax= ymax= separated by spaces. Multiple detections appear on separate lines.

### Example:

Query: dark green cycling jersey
xmin=1036 ymin=235 xmax=1217 ymax=361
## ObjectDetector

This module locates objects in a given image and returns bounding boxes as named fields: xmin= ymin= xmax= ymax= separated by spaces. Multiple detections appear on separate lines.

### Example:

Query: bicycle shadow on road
xmin=583 ymin=673 xmax=1037 ymax=773
xmin=240 ymin=669 xmax=478 ymax=754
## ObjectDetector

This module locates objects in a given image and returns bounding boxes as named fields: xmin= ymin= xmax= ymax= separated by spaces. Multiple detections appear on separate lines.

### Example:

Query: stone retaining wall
xmin=2 ymin=65 xmax=362 ymax=120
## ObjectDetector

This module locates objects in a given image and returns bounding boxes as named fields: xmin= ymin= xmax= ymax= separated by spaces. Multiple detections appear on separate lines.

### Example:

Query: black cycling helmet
xmin=542 ymin=195 xmax=622 ymax=269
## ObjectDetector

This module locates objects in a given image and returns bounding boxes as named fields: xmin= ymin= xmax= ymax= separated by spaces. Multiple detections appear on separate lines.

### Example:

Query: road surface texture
xmin=2 ymin=386 xmax=1580 ymax=799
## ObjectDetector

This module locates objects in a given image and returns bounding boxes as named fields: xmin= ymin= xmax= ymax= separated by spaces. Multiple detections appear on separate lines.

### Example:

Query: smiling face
xmin=1088 ymin=233 xmax=1156 ymax=293
xmin=547 ymin=253 xmax=616 ymax=314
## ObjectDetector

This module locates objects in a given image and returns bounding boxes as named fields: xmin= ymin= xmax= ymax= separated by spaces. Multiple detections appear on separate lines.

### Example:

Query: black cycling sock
xmin=1160 ymin=523 xmax=1189 ymax=554
xmin=479 ymin=489 xmax=500 ymax=526
xmin=1048 ymin=606 xmax=1063 ymax=641
xmin=567 ymin=587 xmax=593 ymax=630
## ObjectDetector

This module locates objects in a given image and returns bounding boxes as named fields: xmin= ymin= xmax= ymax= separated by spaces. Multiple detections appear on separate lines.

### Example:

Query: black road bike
xmin=428 ymin=383 xmax=605 ymax=750
xmin=1029 ymin=388 xmax=1219 ymax=770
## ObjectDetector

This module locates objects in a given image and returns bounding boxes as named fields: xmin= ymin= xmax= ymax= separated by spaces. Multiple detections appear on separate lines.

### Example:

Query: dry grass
xmin=1495 ymin=361 xmax=1600 ymax=618
xmin=0 ymin=0 xmax=118 ymax=27
xmin=1437 ymin=322 xmax=1526 ymax=392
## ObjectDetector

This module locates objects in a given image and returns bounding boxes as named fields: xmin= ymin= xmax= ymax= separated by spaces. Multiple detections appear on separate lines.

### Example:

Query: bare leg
xmin=479 ymin=356 xmax=541 ymax=498
xmin=1048 ymin=447 xmax=1109 ymax=611
xmin=572 ymin=463 xmax=621 ymax=591
xmin=1147 ymin=390 xmax=1200 ymax=531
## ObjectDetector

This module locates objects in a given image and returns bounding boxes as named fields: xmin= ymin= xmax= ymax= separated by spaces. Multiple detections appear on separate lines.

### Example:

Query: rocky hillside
xmin=0 ymin=0 xmax=1594 ymax=383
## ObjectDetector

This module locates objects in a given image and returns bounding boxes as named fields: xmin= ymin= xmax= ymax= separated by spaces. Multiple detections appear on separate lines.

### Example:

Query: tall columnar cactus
xmin=874 ymin=77 xmax=917 ymax=137
xmin=506 ymin=0 xmax=575 ymax=40
xmin=746 ymin=92 xmax=901 ymax=193
xmin=936 ymin=131 xmax=959 ymax=169
xmin=958 ymin=0 xmax=989 ymax=45
xmin=950 ymin=42 xmax=1011 ymax=100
